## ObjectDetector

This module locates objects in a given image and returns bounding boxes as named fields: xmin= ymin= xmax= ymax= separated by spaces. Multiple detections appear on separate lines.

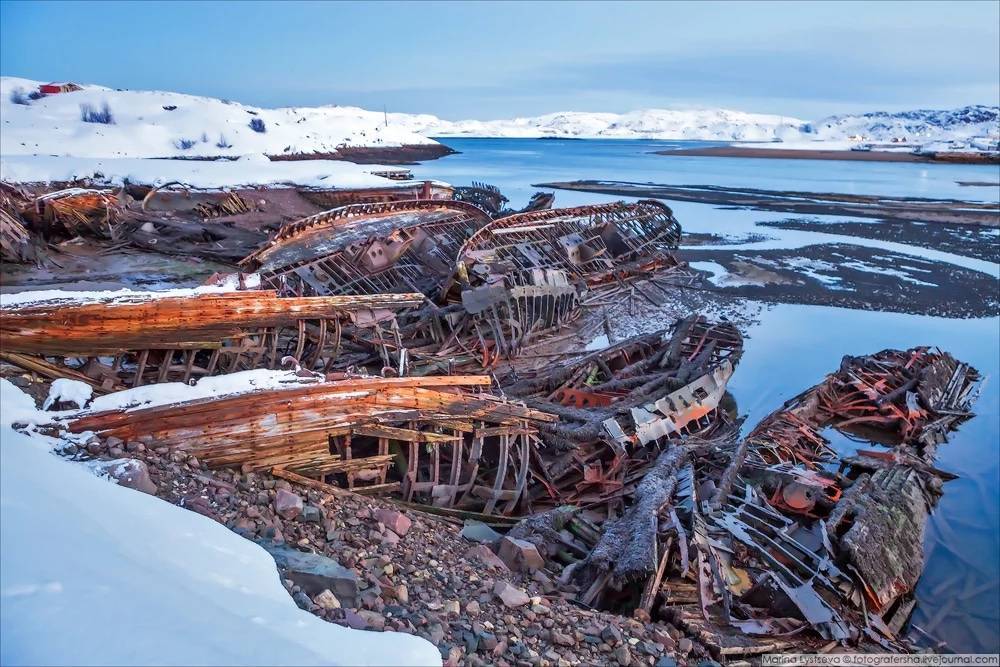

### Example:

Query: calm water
xmin=415 ymin=138 xmax=1000 ymax=652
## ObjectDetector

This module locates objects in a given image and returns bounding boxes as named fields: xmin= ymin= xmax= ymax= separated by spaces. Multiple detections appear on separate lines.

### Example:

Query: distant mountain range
xmin=393 ymin=105 xmax=999 ymax=146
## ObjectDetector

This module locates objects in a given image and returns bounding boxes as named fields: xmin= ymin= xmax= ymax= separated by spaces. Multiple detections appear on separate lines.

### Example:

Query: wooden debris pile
xmin=0 ymin=287 xmax=423 ymax=391
xmin=563 ymin=346 xmax=980 ymax=657
xmin=503 ymin=315 xmax=743 ymax=515
xmin=242 ymin=199 xmax=686 ymax=372
xmin=69 ymin=373 xmax=556 ymax=515
xmin=20 ymin=187 xmax=125 ymax=239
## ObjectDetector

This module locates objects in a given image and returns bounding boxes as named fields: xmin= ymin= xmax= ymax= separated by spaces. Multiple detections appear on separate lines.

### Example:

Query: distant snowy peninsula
xmin=2 ymin=76 xmax=997 ymax=162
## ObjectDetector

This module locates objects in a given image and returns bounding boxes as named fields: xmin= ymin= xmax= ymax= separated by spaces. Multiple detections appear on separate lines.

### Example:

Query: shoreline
xmin=655 ymin=145 xmax=1000 ymax=164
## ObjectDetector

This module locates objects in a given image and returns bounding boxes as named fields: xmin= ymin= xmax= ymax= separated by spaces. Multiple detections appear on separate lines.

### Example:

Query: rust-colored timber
xmin=68 ymin=374 xmax=554 ymax=516
xmin=0 ymin=290 xmax=425 ymax=388
xmin=0 ymin=290 xmax=424 ymax=355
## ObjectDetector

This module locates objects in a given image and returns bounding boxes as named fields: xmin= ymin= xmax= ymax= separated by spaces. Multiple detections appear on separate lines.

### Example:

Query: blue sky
xmin=1 ymin=1 xmax=997 ymax=119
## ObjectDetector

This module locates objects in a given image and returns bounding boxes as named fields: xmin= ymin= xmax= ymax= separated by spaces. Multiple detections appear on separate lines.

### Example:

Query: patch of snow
xmin=0 ymin=423 xmax=440 ymax=665
xmin=0 ymin=154 xmax=438 ymax=190
xmin=689 ymin=260 xmax=756 ymax=287
xmin=840 ymin=258 xmax=939 ymax=287
xmin=0 ymin=379 xmax=50 ymax=427
xmin=584 ymin=334 xmax=610 ymax=351
xmin=42 ymin=379 xmax=93 ymax=410
xmin=86 ymin=369 xmax=322 ymax=413
xmin=0 ymin=76 xmax=436 ymax=159
xmin=0 ymin=282 xmax=253 ymax=309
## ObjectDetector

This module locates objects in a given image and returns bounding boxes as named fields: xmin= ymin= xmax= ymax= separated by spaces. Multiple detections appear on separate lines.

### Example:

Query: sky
xmin=1 ymin=0 xmax=998 ymax=120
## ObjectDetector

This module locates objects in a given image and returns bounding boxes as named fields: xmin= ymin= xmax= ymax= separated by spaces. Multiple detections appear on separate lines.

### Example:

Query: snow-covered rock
xmin=0 ymin=76 xmax=437 ymax=159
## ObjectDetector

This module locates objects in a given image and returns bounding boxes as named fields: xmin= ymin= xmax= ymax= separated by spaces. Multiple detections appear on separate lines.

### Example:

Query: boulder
xmin=493 ymin=581 xmax=530 ymax=607
xmin=374 ymin=508 xmax=412 ymax=536
xmin=465 ymin=544 xmax=509 ymax=572
xmin=260 ymin=542 xmax=358 ymax=607
xmin=314 ymin=589 xmax=341 ymax=610
xmin=498 ymin=536 xmax=545 ymax=572
xmin=274 ymin=489 xmax=303 ymax=520
xmin=87 ymin=458 xmax=157 ymax=495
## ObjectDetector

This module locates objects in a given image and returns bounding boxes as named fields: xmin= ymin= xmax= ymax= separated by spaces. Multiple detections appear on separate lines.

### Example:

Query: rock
xmin=444 ymin=600 xmax=461 ymax=615
xmin=651 ymin=629 xmax=675 ymax=652
xmin=460 ymin=521 xmax=502 ymax=543
xmin=478 ymin=632 xmax=498 ymax=652
xmin=678 ymin=638 xmax=692 ymax=656
xmin=300 ymin=505 xmax=322 ymax=523
xmin=466 ymin=600 xmax=481 ymax=615
xmin=88 ymin=458 xmax=158 ymax=495
xmin=86 ymin=441 xmax=105 ymax=456
xmin=357 ymin=610 xmax=385 ymax=631
xmin=655 ymin=658 xmax=678 ymax=667
xmin=551 ymin=630 xmax=574 ymax=647
xmin=314 ymin=589 xmax=341 ymax=609
xmin=343 ymin=609 xmax=368 ymax=630
xmin=274 ymin=489 xmax=304 ymax=520
xmin=497 ymin=536 xmax=545 ymax=572
xmin=292 ymin=591 xmax=313 ymax=609
xmin=465 ymin=544 xmax=509 ymax=571
xmin=375 ymin=509 xmax=412 ymax=536
xmin=493 ymin=581 xmax=530 ymax=607
xmin=601 ymin=625 xmax=622 ymax=644
xmin=614 ymin=645 xmax=632 ymax=666
xmin=260 ymin=542 xmax=358 ymax=607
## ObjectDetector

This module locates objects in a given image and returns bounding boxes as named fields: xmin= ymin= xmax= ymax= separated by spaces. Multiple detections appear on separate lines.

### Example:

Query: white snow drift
xmin=0 ymin=379 xmax=441 ymax=666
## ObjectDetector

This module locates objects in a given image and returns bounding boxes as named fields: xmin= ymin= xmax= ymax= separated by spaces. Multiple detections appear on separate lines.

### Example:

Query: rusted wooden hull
xmin=69 ymin=374 xmax=555 ymax=516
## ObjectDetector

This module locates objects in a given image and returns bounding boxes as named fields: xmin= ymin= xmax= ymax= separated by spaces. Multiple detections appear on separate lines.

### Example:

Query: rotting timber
xmin=558 ymin=346 xmax=981 ymax=657
xmin=0 ymin=288 xmax=424 ymax=391
xmin=241 ymin=198 xmax=686 ymax=372
xmin=69 ymin=373 xmax=557 ymax=514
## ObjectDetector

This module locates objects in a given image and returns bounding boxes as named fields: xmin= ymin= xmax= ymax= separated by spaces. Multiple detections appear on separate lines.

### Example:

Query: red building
xmin=38 ymin=82 xmax=83 ymax=94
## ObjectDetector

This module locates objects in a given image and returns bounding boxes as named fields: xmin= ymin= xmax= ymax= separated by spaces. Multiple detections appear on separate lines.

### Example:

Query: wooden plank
xmin=353 ymin=424 xmax=461 ymax=443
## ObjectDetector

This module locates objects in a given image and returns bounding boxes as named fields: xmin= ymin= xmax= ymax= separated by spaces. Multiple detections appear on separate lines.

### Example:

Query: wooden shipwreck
xmin=69 ymin=372 xmax=555 ymax=515
xmin=0 ymin=287 xmax=423 ymax=391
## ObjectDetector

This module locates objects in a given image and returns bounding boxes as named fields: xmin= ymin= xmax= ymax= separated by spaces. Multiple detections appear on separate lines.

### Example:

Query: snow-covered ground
xmin=0 ymin=378 xmax=441 ymax=666
xmin=1 ymin=77 xmax=436 ymax=159
xmin=0 ymin=153 xmax=440 ymax=190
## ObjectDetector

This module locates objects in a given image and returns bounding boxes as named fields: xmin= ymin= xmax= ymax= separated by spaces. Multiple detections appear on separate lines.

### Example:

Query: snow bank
xmin=1 ymin=76 xmax=436 ymax=159
xmin=86 ymin=369 xmax=325 ymax=413
xmin=0 ymin=282 xmax=257 ymax=309
xmin=42 ymin=379 xmax=93 ymax=410
xmin=0 ymin=382 xmax=440 ymax=666
xmin=0 ymin=154 xmax=431 ymax=190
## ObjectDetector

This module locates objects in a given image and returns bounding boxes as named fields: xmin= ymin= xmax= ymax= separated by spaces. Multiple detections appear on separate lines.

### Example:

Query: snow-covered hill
xmin=390 ymin=109 xmax=805 ymax=142
xmin=0 ymin=77 xmax=437 ymax=159
xmin=389 ymin=105 xmax=998 ymax=146
xmin=802 ymin=106 xmax=1000 ymax=144
xmin=2 ymin=76 xmax=996 ymax=156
